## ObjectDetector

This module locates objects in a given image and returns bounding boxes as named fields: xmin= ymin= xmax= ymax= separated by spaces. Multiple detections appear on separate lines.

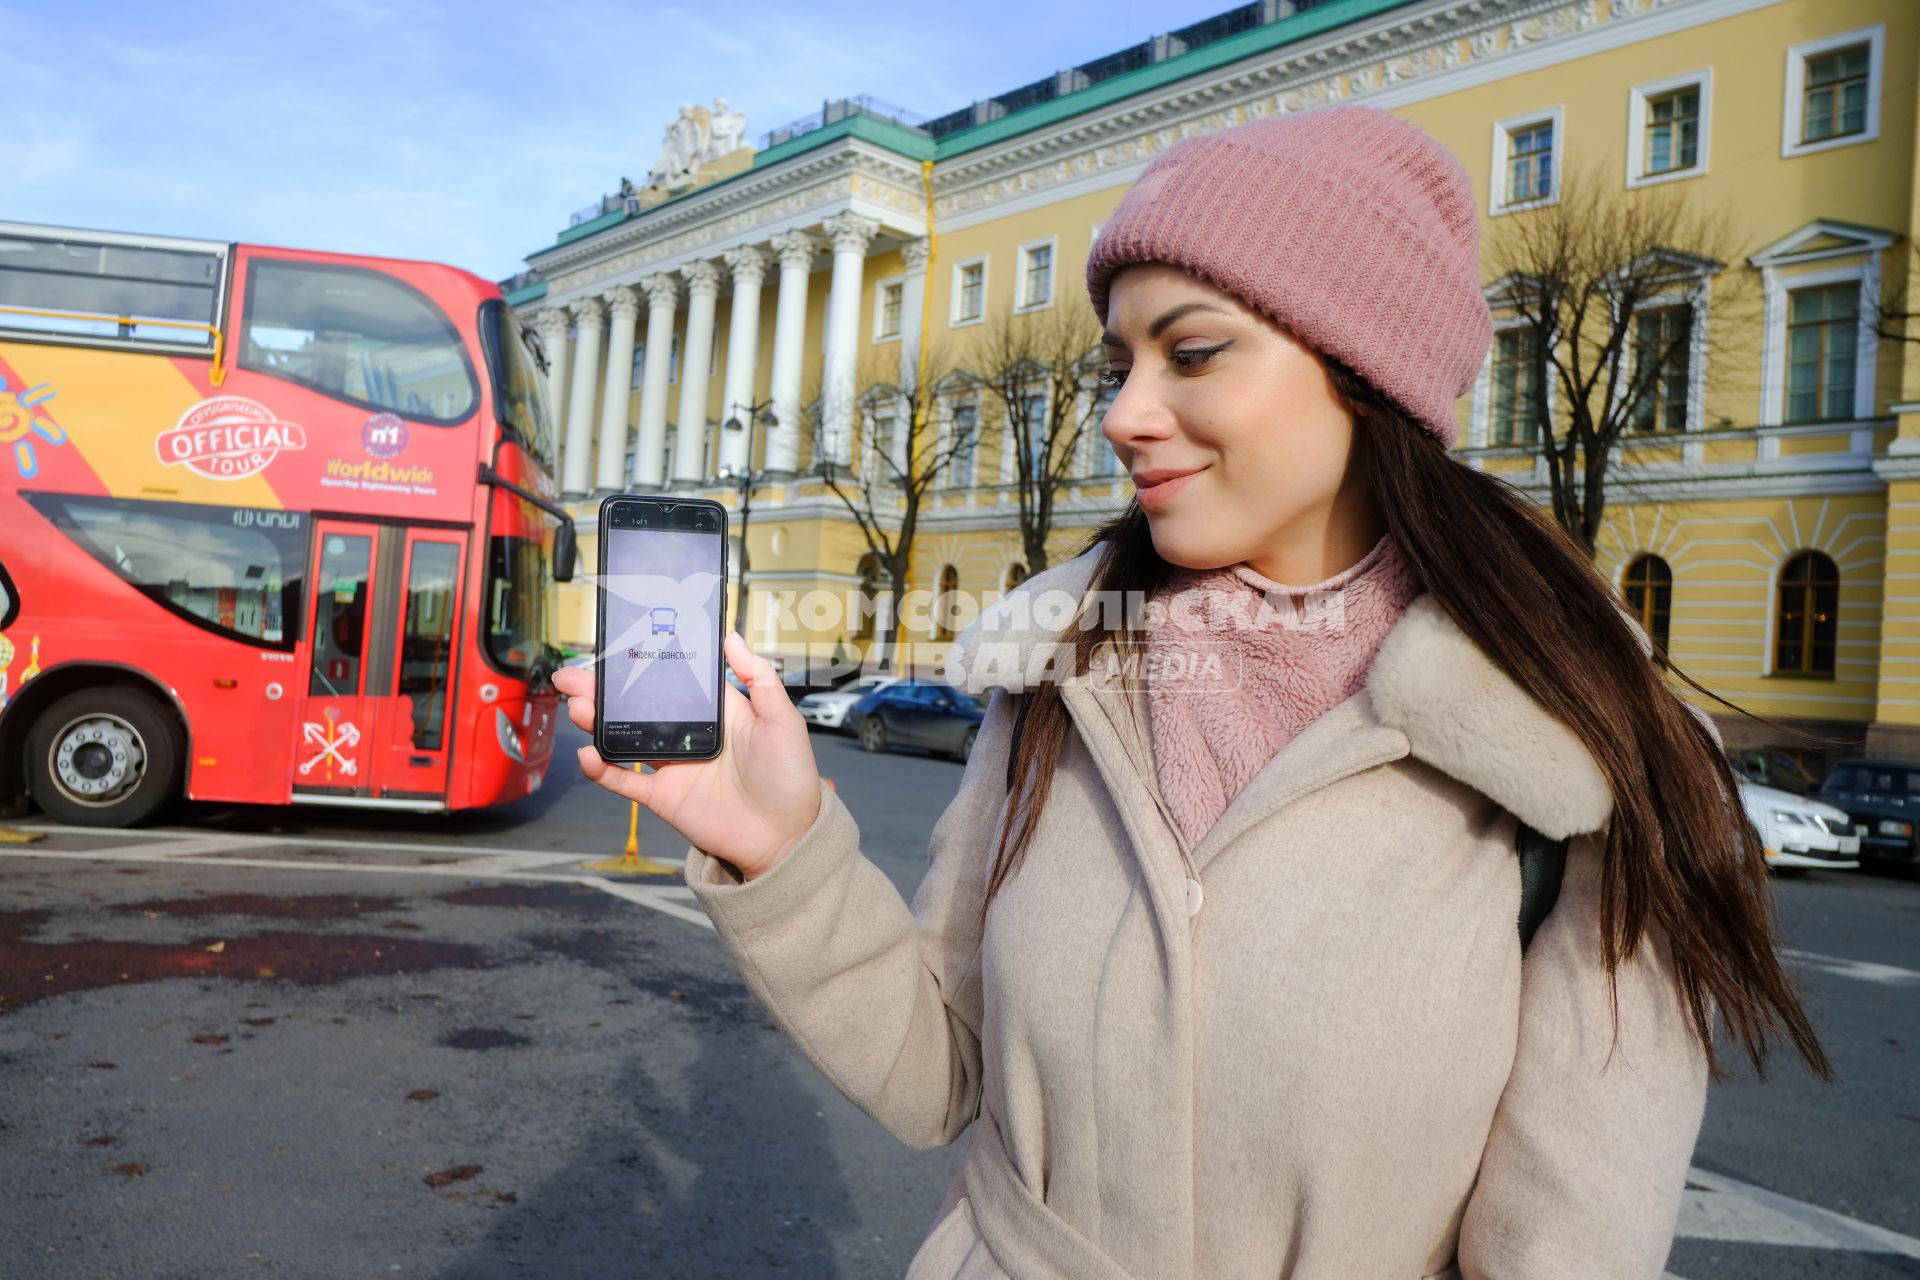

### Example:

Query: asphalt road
xmin=2 ymin=719 xmax=1916 ymax=1279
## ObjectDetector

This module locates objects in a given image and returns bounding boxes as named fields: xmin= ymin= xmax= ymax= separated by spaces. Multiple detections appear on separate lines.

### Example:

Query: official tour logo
xmin=156 ymin=396 xmax=307 ymax=480
xmin=361 ymin=412 xmax=408 ymax=458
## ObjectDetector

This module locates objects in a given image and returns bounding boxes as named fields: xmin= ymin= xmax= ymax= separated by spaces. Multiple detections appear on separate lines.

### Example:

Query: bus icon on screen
xmin=650 ymin=607 xmax=677 ymax=635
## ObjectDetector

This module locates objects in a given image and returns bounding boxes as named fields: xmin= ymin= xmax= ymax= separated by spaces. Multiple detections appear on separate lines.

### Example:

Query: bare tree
xmin=971 ymin=306 xmax=1107 ymax=573
xmin=807 ymin=340 xmax=980 ymax=671
xmin=1875 ymin=279 xmax=1920 ymax=353
xmin=1480 ymin=162 xmax=1756 ymax=554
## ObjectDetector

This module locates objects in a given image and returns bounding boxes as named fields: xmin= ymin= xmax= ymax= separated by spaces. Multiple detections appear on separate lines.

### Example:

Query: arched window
xmin=1621 ymin=554 xmax=1672 ymax=653
xmin=934 ymin=564 xmax=962 ymax=642
xmin=1775 ymin=551 xmax=1838 ymax=675
xmin=852 ymin=552 xmax=882 ymax=644
xmin=1003 ymin=562 xmax=1028 ymax=592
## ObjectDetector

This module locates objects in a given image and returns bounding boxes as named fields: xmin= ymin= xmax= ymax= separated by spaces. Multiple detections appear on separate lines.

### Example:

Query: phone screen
xmin=596 ymin=497 xmax=727 ymax=759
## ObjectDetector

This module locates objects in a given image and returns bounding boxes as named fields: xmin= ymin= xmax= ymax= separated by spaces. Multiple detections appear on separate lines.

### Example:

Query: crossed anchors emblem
xmin=300 ymin=706 xmax=361 ymax=780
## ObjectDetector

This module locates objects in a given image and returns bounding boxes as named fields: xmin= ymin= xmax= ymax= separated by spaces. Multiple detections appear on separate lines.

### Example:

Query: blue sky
xmin=2 ymin=0 xmax=1232 ymax=283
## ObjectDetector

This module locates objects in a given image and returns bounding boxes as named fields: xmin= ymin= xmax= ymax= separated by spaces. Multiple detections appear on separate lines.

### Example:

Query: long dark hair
xmin=983 ymin=353 xmax=1834 ymax=1083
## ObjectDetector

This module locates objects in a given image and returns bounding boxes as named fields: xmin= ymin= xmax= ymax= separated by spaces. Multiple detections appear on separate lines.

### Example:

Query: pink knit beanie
xmin=1086 ymin=105 xmax=1493 ymax=448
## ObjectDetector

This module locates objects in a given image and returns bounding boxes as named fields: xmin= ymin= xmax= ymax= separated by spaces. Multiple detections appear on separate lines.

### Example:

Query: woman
xmin=551 ymin=105 xmax=1829 ymax=1279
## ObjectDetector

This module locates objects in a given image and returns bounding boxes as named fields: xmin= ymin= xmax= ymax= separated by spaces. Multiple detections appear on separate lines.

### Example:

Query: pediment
xmin=1751 ymin=219 xmax=1899 ymax=268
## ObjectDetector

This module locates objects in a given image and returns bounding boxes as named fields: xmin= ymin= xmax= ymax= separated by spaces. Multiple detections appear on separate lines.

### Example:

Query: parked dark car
xmin=845 ymin=679 xmax=986 ymax=762
xmin=1818 ymin=757 xmax=1920 ymax=868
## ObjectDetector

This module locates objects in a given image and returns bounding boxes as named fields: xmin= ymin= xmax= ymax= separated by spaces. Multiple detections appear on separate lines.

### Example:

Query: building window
xmin=1804 ymin=45 xmax=1870 ymax=143
xmin=1003 ymin=562 xmax=1028 ymax=592
xmin=1490 ymin=108 xmax=1562 ymax=215
xmin=1489 ymin=327 xmax=1543 ymax=445
xmin=1631 ymin=305 xmax=1693 ymax=432
xmin=668 ymin=332 xmax=681 ymax=383
xmin=945 ymin=402 xmax=978 ymax=487
xmin=1775 ymin=551 xmax=1838 ymax=676
xmin=1016 ymin=391 xmax=1049 ymax=480
xmin=1629 ymin=72 xmax=1712 ymax=188
xmin=1622 ymin=554 xmax=1672 ymax=654
xmin=866 ymin=409 xmax=896 ymax=483
xmin=1017 ymin=240 xmax=1055 ymax=311
xmin=631 ymin=344 xmax=645 ymax=391
xmin=1783 ymin=25 xmax=1884 ymax=157
xmin=952 ymin=259 xmax=986 ymax=326
xmin=1648 ymin=90 xmax=1698 ymax=173
xmin=1785 ymin=283 xmax=1859 ymax=423
xmin=875 ymin=280 xmax=903 ymax=341
xmin=1507 ymin=123 xmax=1553 ymax=203
xmin=933 ymin=564 xmax=961 ymax=642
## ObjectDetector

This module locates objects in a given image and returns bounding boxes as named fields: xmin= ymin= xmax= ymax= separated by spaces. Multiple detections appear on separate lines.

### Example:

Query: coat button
xmin=1186 ymin=877 xmax=1204 ymax=917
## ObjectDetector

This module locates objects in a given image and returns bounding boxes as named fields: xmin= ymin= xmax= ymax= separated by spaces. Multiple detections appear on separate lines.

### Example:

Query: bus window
xmin=485 ymin=300 xmax=556 ymax=471
xmin=398 ymin=540 xmax=459 ymax=750
xmin=240 ymin=260 xmax=478 ymax=425
xmin=26 ymin=494 xmax=305 ymax=649
xmin=0 ymin=228 xmax=222 ymax=347
xmin=311 ymin=534 xmax=373 ymax=696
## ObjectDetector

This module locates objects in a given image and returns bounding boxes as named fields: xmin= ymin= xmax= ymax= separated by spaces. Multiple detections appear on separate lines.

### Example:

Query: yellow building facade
xmin=506 ymin=0 xmax=1919 ymax=763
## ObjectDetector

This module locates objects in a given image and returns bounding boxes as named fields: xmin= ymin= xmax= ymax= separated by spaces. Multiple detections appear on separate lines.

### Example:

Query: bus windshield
xmin=489 ymin=302 xmax=557 ymax=471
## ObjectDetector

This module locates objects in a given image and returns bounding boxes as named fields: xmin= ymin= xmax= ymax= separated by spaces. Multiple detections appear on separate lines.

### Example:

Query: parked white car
xmin=795 ymin=675 xmax=903 ymax=731
xmin=1737 ymin=780 xmax=1860 ymax=871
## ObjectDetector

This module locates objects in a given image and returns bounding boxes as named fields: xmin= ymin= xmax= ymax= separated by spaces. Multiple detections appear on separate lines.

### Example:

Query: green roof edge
xmin=932 ymin=0 xmax=1415 ymax=158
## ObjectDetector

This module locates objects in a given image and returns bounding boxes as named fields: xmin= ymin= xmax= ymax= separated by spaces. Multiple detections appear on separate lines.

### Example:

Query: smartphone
xmin=593 ymin=494 xmax=729 ymax=762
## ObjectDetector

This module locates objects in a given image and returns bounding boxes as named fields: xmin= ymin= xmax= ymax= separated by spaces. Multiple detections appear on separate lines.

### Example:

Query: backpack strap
xmin=1006 ymin=689 xmax=1572 ymax=951
xmin=1515 ymin=819 xmax=1571 ymax=951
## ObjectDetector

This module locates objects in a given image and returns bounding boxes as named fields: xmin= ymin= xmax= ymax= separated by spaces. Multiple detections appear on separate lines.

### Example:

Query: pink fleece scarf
xmin=1145 ymin=533 xmax=1420 ymax=847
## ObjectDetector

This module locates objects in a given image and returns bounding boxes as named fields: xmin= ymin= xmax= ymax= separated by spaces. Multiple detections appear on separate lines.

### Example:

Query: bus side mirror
xmin=553 ymin=523 xmax=578 ymax=583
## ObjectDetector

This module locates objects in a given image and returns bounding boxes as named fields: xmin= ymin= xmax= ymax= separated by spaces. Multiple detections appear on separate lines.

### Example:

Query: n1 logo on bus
xmin=156 ymin=396 xmax=307 ymax=480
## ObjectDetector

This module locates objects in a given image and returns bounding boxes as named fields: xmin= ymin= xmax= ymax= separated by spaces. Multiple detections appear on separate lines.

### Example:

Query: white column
xmin=718 ymin=245 xmax=769 ymax=475
xmin=632 ymin=274 xmax=679 ymax=489
xmin=560 ymin=296 xmax=605 ymax=497
xmin=531 ymin=309 xmax=572 ymax=468
xmin=766 ymin=230 xmax=819 ymax=477
xmin=672 ymin=260 xmax=722 ymax=488
xmin=595 ymin=285 xmax=640 ymax=493
xmin=893 ymin=237 xmax=931 ymax=480
xmin=820 ymin=213 xmax=880 ymax=467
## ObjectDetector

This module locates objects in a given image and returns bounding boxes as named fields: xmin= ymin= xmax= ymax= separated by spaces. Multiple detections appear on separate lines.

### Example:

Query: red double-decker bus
xmin=0 ymin=220 xmax=574 ymax=826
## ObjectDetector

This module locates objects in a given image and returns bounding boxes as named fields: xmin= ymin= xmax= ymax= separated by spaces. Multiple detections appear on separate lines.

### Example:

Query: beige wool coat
xmin=683 ymin=547 xmax=1713 ymax=1279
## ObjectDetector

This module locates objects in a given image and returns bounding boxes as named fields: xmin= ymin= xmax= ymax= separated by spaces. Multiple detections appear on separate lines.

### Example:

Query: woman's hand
xmin=551 ymin=631 xmax=822 ymax=881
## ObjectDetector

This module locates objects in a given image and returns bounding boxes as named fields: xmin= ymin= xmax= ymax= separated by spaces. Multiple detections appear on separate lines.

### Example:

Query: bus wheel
xmin=26 ymin=689 xmax=181 ymax=827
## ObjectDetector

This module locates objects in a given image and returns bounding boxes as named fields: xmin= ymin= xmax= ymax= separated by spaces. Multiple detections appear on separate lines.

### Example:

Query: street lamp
xmin=717 ymin=400 xmax=778 ymax=637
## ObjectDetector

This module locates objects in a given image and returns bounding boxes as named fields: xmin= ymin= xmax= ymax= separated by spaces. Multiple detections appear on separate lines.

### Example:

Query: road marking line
xmin=1780 ymin=948 xmax=1920 ymax=987
xmin=10 ymin=822 xmax=685 ymax=868
xmin=0 ymin=847 xmax=714 ymax=931
xmin=140 ymin=834 xmax=292 ymax=859
xmin=1676 ymin=1166 xmax=1920 ymax=1257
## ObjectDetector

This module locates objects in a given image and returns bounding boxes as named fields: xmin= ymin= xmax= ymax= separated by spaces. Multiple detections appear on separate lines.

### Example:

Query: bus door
xmin=296 ymin=521 xmax=466 ymax=803
xmin=297 ymin=521 xmax=381 ymax=797
xmin=370 ymin=527 xmax=466 ymax=801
